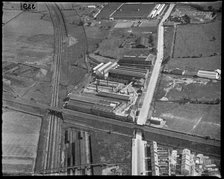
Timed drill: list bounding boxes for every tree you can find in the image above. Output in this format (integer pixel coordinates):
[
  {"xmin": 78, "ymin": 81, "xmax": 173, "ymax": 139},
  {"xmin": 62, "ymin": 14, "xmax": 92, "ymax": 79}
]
[
  {"xmin": 78, "ymin": 20, "xmax": 84, "ymax": 26},
  {"xmin": 182, "ymin": 14, "xmax": 190, "ymax": 24},
  {"xmin": 208, "ymin": 5, "xmax": 213, "ymax": 11}
]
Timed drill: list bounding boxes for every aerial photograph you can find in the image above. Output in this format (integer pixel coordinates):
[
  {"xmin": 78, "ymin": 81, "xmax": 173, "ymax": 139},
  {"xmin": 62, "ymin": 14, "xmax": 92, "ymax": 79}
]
[{"xmin": 2, "ymin": 1, "xmax": 221, "ymax": 176}]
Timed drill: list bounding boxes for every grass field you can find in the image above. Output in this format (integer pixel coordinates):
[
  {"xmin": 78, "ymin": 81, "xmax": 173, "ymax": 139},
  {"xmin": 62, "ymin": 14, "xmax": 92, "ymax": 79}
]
[
  {"xmin": 152, "ymin": 102, "xmax": 220, "ymax": 140},
  {"xmin": 2, "ymin": 109, "xmax": 42, "ymax": 174},
  {"xmin": 173, "ymin": 20, "xmax": 221, "ymax": 58},
  {"xmin": 2, "ymin": 9, "xmax": 55, "ymax": 104},
  {"xmin": 163, "ymin": 26, "xmax": 174, "ymax": 60},
  {"xmin": 165, "ymin": 55, "xmax": 221, "ymax": 72},
  {"xmin": 85, "ymin": 25, "xmax": 111, "ymax": 53},
  {"xmin": 96, "ymin": 35, "xmax": 125, "ymax": 59},
  {"xmin": 112, "ymin": 3, "xmax": 155, "ymax": 19}
]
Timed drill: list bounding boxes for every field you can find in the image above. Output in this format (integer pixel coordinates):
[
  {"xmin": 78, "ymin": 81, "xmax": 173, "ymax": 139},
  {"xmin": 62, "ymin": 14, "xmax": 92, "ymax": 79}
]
[
  {"xmin": 90, "ymin": 131, "xmax": 132, "ymax": 175},
  {"xmin": 85, "ymin": 22, "xmax": 113, "ymax": 53},
  {"xmin": 163, "ymin": 26, "xmax": 174, "ymax": 60},
  {"xmin": 96, "ymin": 3, "xmax": 123, "ymax": 19},
  {"xmin": 95, "ymin": 24, "xmax": 157, "ymax": 59},
  {"xmin": 3, "ymin": 10, "xmax": 22, "ymax": 24},
  {"xmin": 173, "ymin": 20, "xmax": 221, "ymax": 58},
  {"xmin": 153, "ymin": 11, "xmax": 221, "ymax": 142},
  {"xmin": 2, "ymin": 5, "xmax": 90, "ymax": 106},
  {"xmin": 112, "ymin": 3, "xmax": 155, "ymax": 19},
  {"xmin": 155, "ymin": 74, "xmax": 221, "ymax": 101},
  {"xmin": 2, "ymin": 109, "xmax": 42, "ymax": 174},
  {"xmin": 164, "ymin": 55, "xmax": 221, "ymax": 71},
  {"xmin": 152, "ymin": 102, "xmax": 220, "ymax": 140},
  {"xmin": 2, "ymin": 8, "xmax": 55, "ymax": 103}
]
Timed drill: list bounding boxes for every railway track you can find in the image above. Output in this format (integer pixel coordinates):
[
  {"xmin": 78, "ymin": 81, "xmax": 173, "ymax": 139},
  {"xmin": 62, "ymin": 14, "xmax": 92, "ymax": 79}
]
[
  {"xmin": 44, "ymin": 3, "xmax": 67, "ymax": 173},
  {"xmin": 2, "ymin": 95, "xmax": 220, "ymax": 158}
]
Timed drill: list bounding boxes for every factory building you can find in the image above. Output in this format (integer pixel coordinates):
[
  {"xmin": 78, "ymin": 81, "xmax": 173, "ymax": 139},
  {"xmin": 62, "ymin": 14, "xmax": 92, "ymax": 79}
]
[
  {"xmin": 116, "ymin": 65, "xmax": 148, "ymax": 74},
  {"xmin": 148, "ymin": 4, "xmax": 166, "ymax": 18},
  {"xmin": 150, "ymin": 117, "xmax": 163, "ymax": 125},
  {"xmin": 118, "ymin": 56, "xmax": 152, "ymax": 69},
  {"xmin": 96, "ymin": 91, "xmax": 130, "ymax": 102},
  {"xmin": 197, "ymin": 70, "xmax": 220, "ymax": 80},
  {"xmin": 135, "ymin": 36, "xmax": 150, "ymax": 48},
  {"xmin": 108, "ymin": 68, "xmax": 146, "ymax": 82},
  {"xmin": 68, "ymin": 93, "xmax": 119, "ymax": 109},
  {"xmin": 93, "ymin": 62, "xmax": 118, "ymax": 78}
]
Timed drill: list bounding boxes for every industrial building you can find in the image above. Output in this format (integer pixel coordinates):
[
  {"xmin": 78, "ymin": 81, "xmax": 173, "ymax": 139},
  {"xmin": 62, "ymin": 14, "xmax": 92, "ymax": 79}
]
[
  {"xmin": 148, "ymin": 4, "xmax": 166, "ymax": 18},
  {"xmin": 197, "ymin": 70, "xmax": 220, "ymax": 80},
  {"xmin": 68, "ymin": 93, "xmax": 120, "ymax": 109},
  {"xmin": 93, "ymin": 62, "xmax": 118, "ymax": 78},
  {"xmin": 96, "ymin": 91, "xmax": 130, "ymax": 102},
  {"xmin": 108, "ymin": 68, "xmax": 146, "ymax": 82},
  {"xmin": 118, "ymin": 56, "xmax": 153, "ymax": 69},
  {"xmin": 135, "ymin": 36, "xmax": 150, "ymax": 48}
]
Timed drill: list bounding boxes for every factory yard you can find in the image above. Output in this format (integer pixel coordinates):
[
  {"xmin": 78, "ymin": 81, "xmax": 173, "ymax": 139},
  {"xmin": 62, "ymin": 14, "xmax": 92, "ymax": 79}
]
[{"xmin": 155, "ymin": 74, "xmax": 221, "ymax": 102}]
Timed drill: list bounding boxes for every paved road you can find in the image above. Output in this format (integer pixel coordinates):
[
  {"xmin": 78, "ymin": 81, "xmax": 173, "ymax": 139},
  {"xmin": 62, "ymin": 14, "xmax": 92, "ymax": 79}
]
[
  {"xmin": 132, "ymin": 131, "xmax": 146, "ymax": 175},
  {"xmin": 137, "ymin": 4, "xmax": 176, "ymax": 125},
  {"xmin": 132, "ymin": 4, "xmax": 175, "ymax": 175}
]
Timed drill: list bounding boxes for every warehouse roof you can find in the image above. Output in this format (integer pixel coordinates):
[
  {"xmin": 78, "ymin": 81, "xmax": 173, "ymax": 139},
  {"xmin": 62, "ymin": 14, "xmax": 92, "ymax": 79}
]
[
  {"xmin": 116, "ymin": 65, "xmax": 148, "ymax": 74},
  {"xmin": 97, "ymin": 91, "xmax": 130, "ymax": 101},
  {"xmin": 109, "ymin": 69, "xmax": 146, "ymax": 79},
  {"xmin": 118, "ymin": 63, "xmax": 152, "ymax": 69},
  {"xmin": 135, "ymin": 36, "xmax": 149, "ymax": 47},
  {"xmin": 120, "ymin": 56, "xmax": 147, "ymax": 61}
]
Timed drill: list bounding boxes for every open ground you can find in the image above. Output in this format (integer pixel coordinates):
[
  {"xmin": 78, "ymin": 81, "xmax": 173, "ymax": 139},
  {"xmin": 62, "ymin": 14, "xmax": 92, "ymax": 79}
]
[
  {"xmin": 2, "ymin": 109, "xmax": 42, "ymax": 174},
  {"xmin": 152, "ymin": 102, "xmax": 220, "ymax": 140}
]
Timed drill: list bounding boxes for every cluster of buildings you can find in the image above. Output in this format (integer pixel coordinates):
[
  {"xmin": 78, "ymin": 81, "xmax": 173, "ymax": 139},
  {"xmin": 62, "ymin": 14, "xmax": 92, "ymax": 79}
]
[
  {"xmin": 145, "ymin": 141, "xmax": 220, "ymax": 176},
  {"xmin": 92, "ymin": 58, "xmax": 151, "ymax": 86},
  {"xmin": 64, "ymin": 44, "xmax": 158, "ymax": 122},
  {"xmin": 148, "ymin": 4, "xmax": 166, "ymax": 18}
]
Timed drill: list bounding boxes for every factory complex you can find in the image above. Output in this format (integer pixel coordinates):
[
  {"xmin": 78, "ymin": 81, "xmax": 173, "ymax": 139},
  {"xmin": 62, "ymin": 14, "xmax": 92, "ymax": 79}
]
[{"xmin": 64, "ymin": 54, "xmax": 157, "ymax": 124}]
